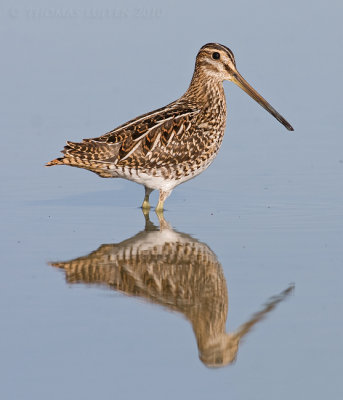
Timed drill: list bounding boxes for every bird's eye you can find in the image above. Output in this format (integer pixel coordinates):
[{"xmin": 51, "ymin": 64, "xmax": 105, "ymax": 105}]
[{"xmin": 212, "ymin": 52, "xmax": 220, "ymax": 60}]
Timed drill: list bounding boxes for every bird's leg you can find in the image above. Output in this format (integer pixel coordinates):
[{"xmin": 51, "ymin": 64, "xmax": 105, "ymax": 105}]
[
  {"xmin": 155, "ymin": 190, "xmax": 171, "ymax": 214},
  {"xmin": 142, "ymin": 186, "xmax": 153, "ymax": 214},
  {"xmin": 141, "ymin": 208, "xmax": 158, "ymax": 232},
  {"xmin": 156, "ymin": 210, "xmax": 171, "ymax": 230}
]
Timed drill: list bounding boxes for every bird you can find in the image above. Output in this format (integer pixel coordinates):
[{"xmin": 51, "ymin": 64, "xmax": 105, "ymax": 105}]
[
  {"xmin": 46, "ymin": 43, "xmax": 293, "ymax": 212},
  {"xmin": 49, "ymin": 211, "xmax": 294, "ymax": 367}
]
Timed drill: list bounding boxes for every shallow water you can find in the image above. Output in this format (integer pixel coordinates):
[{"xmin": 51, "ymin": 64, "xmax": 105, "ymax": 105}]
[{"xmin": 1, "ymin": 0, "xmax": 343, "ymax": 399}]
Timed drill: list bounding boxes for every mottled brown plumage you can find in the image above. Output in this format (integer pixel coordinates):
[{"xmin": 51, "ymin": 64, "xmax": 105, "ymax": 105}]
[
  {"xmin": 46, "ymin": 43, "xmax": 293, "ymax": 211},
  {"xmin": 49, "ymin": 212, "xmax": 294, "ymax": 367}
]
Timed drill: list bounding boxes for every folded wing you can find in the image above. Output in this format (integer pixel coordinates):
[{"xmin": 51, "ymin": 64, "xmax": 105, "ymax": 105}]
[{"xmin": 46, "ymin": 104, "xmax": 200, "ymax": 176}]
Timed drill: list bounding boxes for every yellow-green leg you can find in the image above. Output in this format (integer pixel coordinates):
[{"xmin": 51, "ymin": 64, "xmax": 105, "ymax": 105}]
[
  {"xmin": 155, "ymin": 189, "xmax": 171, "ymax": 214},
  {"xmin": 141, "ymin": 208, "xmax": 157, "ymax": 232},
  {"xmin": 142, "ymin": 186, "xmax": 153, "ymax": 214},
  {"xmin": 155, "ymin": 209, "xmax": 171, "ymax": 230}
]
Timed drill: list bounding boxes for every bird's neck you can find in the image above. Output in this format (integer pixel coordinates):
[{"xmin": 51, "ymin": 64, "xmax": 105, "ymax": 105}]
[{"xmin": 184, "ymin": 71, "xmax": 226, "ymax": 110}]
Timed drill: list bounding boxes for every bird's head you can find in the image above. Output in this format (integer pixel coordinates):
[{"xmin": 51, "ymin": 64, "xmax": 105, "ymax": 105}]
[
  {"xmin": 195, "ymin": 43, "xmax": 293, "ymax": 131},
  {"xmin": 196, "ymin": 43, "xmax": 238, "ymax": 81}
]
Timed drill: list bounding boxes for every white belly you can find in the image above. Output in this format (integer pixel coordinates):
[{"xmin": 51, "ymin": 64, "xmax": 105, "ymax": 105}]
[{"xmin": 108, "ymin": 156, "xmax": 216, "ymax": 191}]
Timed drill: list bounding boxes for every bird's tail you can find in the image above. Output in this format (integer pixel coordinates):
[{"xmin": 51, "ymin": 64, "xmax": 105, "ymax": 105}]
[
  {"xmin": 45, "ymin": 140, "xmax": 119, "ymax": 177},
  {"xmin": 46, "ymin": 158, "xmax": 64, "ymax": 166}
]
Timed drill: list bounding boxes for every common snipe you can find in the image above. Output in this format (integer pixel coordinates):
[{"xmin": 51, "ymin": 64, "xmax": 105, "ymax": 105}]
[
  {"xmin": 46, "ymin": 43, "xmax": 293, "ymax": 211},
  {"xmin": 50, "ymin": 212, "xmax": 294, "ymax": 367}
]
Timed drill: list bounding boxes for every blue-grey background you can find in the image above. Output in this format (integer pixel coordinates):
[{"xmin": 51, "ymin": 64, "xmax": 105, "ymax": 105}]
[{"xmin": 1, "ymin": 0, "xmax": 342, "ymax": 399}]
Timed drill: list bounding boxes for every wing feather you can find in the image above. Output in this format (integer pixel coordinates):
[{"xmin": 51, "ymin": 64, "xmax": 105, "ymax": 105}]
[
  {"xmin": 92, "ymin": 106, "xmax": 200, "ymax": 164},
  {"xmin": 46, "ymin": 103, "xmax": 200, "ymax": 171}
]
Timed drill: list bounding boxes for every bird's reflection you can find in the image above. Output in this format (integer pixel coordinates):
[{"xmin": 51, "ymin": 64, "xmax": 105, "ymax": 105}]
[{"xmin": 49, "ymin": 212, "xmax": 293, "ymax": 368}]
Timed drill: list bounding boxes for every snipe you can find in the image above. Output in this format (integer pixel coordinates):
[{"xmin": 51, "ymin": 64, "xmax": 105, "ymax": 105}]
[
  {"xmin": 46, "ymin": 43, "xmax": 293, "ymax": 211},
  {"xmin": 49, "ymin": 211, "xmax": 294, "ymax": 367}
]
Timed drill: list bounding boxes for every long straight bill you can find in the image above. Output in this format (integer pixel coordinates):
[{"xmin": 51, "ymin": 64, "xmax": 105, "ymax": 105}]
[{"xmin": 232, "ymin": 72, "xmax": 294, "ymax": 131}]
